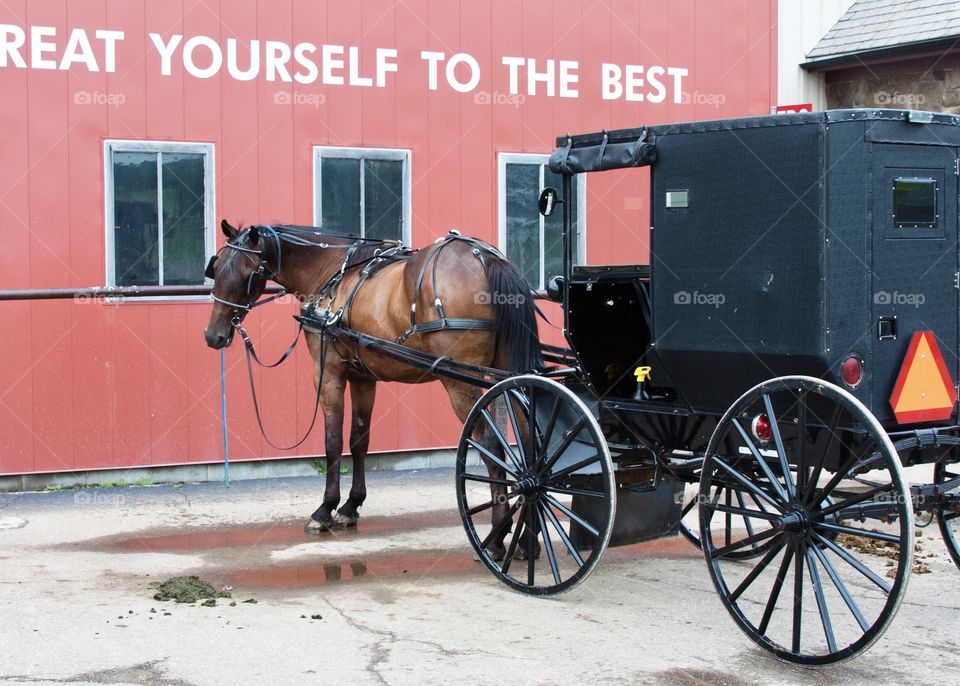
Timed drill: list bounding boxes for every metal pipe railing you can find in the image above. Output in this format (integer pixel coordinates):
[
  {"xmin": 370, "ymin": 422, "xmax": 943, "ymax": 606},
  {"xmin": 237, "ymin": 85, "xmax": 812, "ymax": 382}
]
[{"xmin": 0, "ymin": 284, "xmax": 284, "ymax": 301}]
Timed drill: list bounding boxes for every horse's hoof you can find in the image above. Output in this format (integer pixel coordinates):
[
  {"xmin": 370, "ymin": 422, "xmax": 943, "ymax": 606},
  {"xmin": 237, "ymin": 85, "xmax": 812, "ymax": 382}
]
[
  {"xmin": 473, "ymin": 544, "xmax": 506, "ymax": 562},
  {"xmin": 332, "ymin": 510, "xmax": 358, "ymax": 528},
  {"xmin": 304, "ymin": 517, "xmax": 332, "ymax": 534}
]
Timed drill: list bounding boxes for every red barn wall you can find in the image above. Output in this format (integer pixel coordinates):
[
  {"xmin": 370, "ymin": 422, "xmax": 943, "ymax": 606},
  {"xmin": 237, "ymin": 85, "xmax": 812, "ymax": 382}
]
[{"xmin": 0, "ymin": 0, "xmax": 777, "ymax": 475}]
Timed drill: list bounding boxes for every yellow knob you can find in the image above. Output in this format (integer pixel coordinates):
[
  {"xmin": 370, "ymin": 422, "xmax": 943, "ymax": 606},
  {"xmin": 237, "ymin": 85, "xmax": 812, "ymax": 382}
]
[{"xmin": 634, "ymin": 366, "xmax": 652, "ymax": 383}]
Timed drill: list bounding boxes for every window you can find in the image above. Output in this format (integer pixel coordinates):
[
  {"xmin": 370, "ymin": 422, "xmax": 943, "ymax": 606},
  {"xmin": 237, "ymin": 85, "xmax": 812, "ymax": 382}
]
[
  {"xmin": 313, "ymin": 147, "xmax": 411, "ymax": 243},
  {"xmin": 893, "ymin": 177, "xmax": 937, "ymax": 228},
  {"xmin": 498, "ymin": 154, "xmax": 586, "ymax": 290},
  {"xmin": 104, "ymin": 141, "xmax": 215, "ymax": 288}
]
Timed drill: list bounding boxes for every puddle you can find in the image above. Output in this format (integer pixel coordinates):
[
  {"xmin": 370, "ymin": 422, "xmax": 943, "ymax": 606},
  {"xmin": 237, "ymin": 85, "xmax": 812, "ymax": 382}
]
[
  {"xmin": 225, "ymin": 551, "xmax": 478, "ymax": 588},
  {"xmin": 109, "ymin": 509, "xmax": 462, "ymax": 552}
]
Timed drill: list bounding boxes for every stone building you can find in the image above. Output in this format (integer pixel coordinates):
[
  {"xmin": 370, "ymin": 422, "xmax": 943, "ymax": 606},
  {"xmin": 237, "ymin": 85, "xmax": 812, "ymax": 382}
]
[{"xmin": 803, "ymin": 0, "xmax": 960, "ymax": 113}]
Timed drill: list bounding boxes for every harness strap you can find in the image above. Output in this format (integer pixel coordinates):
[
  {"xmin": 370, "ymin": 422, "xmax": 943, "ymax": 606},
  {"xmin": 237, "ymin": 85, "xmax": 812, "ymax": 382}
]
[{"xmin": 237, "ymin": 321, "xmax": 304, "ymax": 368}]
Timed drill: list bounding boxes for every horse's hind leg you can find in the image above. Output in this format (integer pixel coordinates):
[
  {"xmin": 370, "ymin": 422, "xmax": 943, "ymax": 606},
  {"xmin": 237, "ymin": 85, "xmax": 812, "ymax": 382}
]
[
  {"xmin": 333, "ymin": 377, "xmax": 376, "ymax": 527},
  {"xmin": 442, "ymin": 379, "xmax": 510, "ymax": 561},
  {"xmin": 305, "ymin": 358, "xmax": 348, "ymax": 534}
]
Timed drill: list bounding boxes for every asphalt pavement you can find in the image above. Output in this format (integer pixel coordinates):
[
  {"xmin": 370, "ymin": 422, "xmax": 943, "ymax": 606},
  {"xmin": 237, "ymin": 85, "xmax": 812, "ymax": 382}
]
[{"xmin": 1, "ymin": 468, "xmax": 958, "ymax": 685}]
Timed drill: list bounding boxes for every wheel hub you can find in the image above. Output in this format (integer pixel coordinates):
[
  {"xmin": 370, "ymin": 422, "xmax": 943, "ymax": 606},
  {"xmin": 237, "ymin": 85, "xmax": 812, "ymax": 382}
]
[
  {"xmin": 513, "ymin": 475, "xmax": 542, "ymax": 497},
  {"xmin": 775, "ymin": 508, "xmax": 810, "ymax": 533}
]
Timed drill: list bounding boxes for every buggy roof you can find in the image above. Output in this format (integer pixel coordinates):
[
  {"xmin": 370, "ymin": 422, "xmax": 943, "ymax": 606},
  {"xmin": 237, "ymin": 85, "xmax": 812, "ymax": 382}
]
[{"xmin": 548, "ymin": 108, "xmax": 960, "ymax": 175}]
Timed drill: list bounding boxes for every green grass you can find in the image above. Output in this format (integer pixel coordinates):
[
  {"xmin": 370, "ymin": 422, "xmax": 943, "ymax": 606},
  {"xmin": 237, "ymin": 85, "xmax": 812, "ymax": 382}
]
[{"xmin": 313, "ymin": 458, "xmax": 349, "ymax": 476}]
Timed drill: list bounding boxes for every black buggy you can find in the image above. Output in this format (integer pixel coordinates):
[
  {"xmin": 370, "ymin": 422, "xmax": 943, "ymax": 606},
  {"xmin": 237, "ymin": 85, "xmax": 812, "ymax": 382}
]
[{"xmin": 452, "ymin": 109, "xmax": 960, "ymax": 664}]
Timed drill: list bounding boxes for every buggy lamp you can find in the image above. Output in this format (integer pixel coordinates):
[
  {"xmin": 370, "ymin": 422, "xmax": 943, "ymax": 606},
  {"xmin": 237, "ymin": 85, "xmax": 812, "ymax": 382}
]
[
  {"xmin": 842, "ymin": 355, "xmax": 864, "ymax": 388},
  {"xmin": 751, "ymin": 413, "xmax": 773, "ymax": 443}
]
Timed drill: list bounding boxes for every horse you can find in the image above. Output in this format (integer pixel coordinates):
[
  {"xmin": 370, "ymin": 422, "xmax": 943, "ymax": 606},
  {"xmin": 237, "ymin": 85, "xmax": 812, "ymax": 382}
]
[{"xmin": 203, "ymin": 220, "xmax": 542, "ymax": 557}]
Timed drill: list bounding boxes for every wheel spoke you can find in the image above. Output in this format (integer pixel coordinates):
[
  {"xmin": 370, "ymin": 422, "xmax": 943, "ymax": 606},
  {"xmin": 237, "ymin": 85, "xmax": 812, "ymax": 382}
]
[
  {"xmin": 466, "ymin": 438, "xmax": 520, "ymax": 480},
  {"xmin": 815, "ymin": 521, "xmax": 901, "ymax": 544},
  {"xmin": 816, "ymin": 447, "xmax": 886, "ymax": 504},
  {"xmin": 543, "ymin": 453, "xmax": 602, "ymax": 483},
  {"xmin": 763, "ymin": 393, "xmax": 797, "ymax": 500},
  {"xmin": 729, "ymin": 536, "xmax": 788, "ymax": 602},
  {"xmin": 705, "ymin": 501, "xmax": 781, "ymax": 521},
  {"xmin": 812, "ymin": 532, "xmax": 892, "ymax": 594},
  {"xmin": 546, "ymin": 484, "xmax": 606, "ymax": 499},
  {"xmin": 796, "ymin": 394, "xmax": 807, "ymax": 493},
  {"xmin": 538, "ymin": 395, "xmax": 563, "ymax": 460},
  {"xmin": 542, "ymin": 500, "xmax": 586, "ymax": 567},
  {"xmin": 480, "ymin": 499, "xmax": 522, "ymax": 551},
  {"xmin": 758, "ymin": 540, "xmax": 795, "ymax": 635},
  {"xmin": 709, "ymin": 527, "xmax": 779, "ymax": 560},
  {"xmin": 536, "ymin": 505, "xmax": 562, "ymax": 585},
  {"xmin": 467, "ymin": 500, "xmax": 496, "ymax": 517},
  {"xmin": 712, "ymin": 457, "xmax": 784, "ymax": 512},
  {"xmin": 792, "ymin": 546, "xmax": 803, "ymax": 654},
  {"xmin": 811, "ymin": 542, "xmax": 870, "ymax": 632},
  {"xmin": 480, "ymin": 409, "xmax": 524, "ymax": 475},
  {"xmin": 945, "ymin": 510, "xmax": 960, "ymax": 522},
  {"xmin": 541, "ymin": 416, "xmax": 588, "ymax": 474},
  {"xmin": 461, "ymin": 472, "xmax": 514, "ymax": 487},
  {"xmin": 802, "ymin": 405, "xmax": 840, "ymax": 505},
  {"xmin": 501, "ymin": 506, "xmax": 526, "ymax": 575},
  {"xmin": 526, "ymin": 502, "xmax": 536, "ymax": 586},
  {"xmin": 543, "ymin": 493, "xmax": 600, "ymax": 538},
  {"xmin": 505, "ymin": 390, "xmax": 529, "ymax": 469},
  {"xmin": 735, "ymin": 489, "xmax": 759, "ymax": 542},
  {"xmin": 805, "ymin": 546, "xmax": 837, "ymax": 654},
  {"xmin": 732, "ymin": 419, "xmax": 789, "ymax": 502},
  {"xmin": 816, "ymin": 483, "xmax": 897, "ymax": 519}
]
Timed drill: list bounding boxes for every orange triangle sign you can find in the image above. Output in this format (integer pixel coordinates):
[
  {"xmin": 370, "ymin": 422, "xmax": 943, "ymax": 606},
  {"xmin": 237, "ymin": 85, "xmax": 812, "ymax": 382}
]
[{"xmin": 889, "ymin": 331, "xmax": 957, "ymax": 424}]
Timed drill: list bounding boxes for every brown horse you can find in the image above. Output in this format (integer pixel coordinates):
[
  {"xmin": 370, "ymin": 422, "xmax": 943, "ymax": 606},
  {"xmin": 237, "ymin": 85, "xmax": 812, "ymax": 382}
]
[{"xmin": 203, "ymin": 221, "xmax": 541, "ymax": 554}]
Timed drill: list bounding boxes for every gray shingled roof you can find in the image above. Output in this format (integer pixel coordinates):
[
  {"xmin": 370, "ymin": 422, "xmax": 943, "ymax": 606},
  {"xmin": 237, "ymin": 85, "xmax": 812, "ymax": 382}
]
[{"xmin": 806, "ymin": 0, "xmax": 960, "ymax": 63}]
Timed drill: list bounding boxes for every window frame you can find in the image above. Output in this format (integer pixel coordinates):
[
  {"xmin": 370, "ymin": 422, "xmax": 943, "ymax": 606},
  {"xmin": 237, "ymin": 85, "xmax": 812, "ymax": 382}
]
[
  {"xmin": 312, "ymin": 146, "xmax": 412, "ymax": 245},
  {"xmin": 103, "ymin": 139, "xmax": 216, "ymax": 295},
  {"xmin": 497, "ymin": 152, "xmax": 587, "ymax": 291}
]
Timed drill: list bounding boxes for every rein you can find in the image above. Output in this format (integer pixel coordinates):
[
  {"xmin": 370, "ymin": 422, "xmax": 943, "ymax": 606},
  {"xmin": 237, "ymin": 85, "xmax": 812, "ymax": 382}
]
[{"xmin": 212, "ymin": 224, "xmax": 401, "ymax": 449}]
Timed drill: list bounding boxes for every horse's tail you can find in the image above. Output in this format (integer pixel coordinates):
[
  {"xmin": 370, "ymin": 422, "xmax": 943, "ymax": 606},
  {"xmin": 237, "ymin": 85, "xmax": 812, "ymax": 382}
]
[{"xmin": 484, "ymin": 256, "xmax": 544, "ymax": 374}]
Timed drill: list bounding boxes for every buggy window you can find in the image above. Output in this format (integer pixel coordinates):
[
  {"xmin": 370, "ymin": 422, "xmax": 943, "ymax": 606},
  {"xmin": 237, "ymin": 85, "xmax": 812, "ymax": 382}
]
[{"xmin": 893, "ymin": 177, "xmax": 937, "ymax": 228}]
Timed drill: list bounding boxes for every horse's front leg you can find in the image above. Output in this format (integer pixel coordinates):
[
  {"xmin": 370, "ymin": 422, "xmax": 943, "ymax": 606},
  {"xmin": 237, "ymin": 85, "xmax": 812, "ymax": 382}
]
[
  {"xmin": 305, "ymin": 355, "xmax": 348, "ymax": 534},
  {"xmin": 333, "ymin": 377, "xmax": 376, "ymax": 527}
]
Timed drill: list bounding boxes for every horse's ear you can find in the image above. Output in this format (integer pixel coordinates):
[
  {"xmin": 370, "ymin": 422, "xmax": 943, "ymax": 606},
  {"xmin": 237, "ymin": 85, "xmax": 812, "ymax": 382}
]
[
  {"xmin": 221, "ymin": 219, "xmax": 238, "ymax": 239},
  {"xmin": 248, "ymin": 225, "xmax": 260, "ymax": 246}
]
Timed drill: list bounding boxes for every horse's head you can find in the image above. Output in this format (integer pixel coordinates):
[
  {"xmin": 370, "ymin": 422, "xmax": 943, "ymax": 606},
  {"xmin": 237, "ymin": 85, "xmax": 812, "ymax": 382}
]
[{"xmin": 203, "ymin": 220, "xmax": 272, "ymax": 349}]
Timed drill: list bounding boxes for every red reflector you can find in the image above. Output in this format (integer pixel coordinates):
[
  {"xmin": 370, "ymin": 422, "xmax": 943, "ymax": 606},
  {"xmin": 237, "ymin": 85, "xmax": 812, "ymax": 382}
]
[
  {"xmin": 751, "ymin": 414, "xmax": 773, "ymax": 443},
  {"xmin": 842, "ymin": 355, "xmax": 864, "ymax": 388}
]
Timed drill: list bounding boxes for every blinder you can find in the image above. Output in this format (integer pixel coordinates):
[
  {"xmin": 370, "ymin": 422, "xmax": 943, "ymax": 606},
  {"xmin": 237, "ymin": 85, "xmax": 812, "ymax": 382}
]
[{"xmin": 204, "ymin": 254, "xmax": 218, "ymax": 279}]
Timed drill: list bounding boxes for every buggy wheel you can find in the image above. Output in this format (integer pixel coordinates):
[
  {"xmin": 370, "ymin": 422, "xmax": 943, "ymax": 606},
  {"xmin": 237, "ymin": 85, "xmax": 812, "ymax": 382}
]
[
  {"xmin": 934, "ymin": 461, "xmax": 960, "ymax": 569},
  {"xmin": 456, "ymin": 375, "xmax": 615, "ymax": 595},
  {"xmin": 700, "ymin": 376, "xmax": 913, "ymax": 665}
]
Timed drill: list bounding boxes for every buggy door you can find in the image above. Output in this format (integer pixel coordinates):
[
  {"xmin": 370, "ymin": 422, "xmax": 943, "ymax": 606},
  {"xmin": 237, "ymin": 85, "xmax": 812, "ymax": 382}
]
[{"xmin": 871, "ymin": 143, "xmax": 959, "ymax": 410}]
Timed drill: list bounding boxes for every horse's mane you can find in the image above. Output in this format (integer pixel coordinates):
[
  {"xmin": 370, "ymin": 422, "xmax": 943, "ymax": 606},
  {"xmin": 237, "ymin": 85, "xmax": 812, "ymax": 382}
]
[{"xmin": 268, "ymin": 224, "xmax": 399, "ymax": 265}]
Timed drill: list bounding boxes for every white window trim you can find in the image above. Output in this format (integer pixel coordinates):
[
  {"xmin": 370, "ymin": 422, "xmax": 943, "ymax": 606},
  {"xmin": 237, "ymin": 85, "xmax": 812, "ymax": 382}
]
[
  {"xmin": 497, "ymin": 152, "xmax": 587, "ymax": 290},
  {"xmin": 312, "ymin": 146, "xmax": 412, "ymax": 245},
  {"xmin": 103, "ymin": 140, "xmax": 216, "ymax": 299}
]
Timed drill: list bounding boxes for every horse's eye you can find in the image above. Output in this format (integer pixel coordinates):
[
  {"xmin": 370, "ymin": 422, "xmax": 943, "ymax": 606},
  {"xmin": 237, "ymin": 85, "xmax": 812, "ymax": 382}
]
[{"xmin": 204, "ymin": 255, "xmax": 218, "ymax": 279}]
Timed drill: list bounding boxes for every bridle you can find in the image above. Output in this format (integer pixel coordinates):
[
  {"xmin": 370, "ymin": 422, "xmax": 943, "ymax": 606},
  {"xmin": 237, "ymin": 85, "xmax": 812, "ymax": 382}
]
[{"xmin": 207, "ymin": 225, "xmax": 288, "ymax": 328}]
